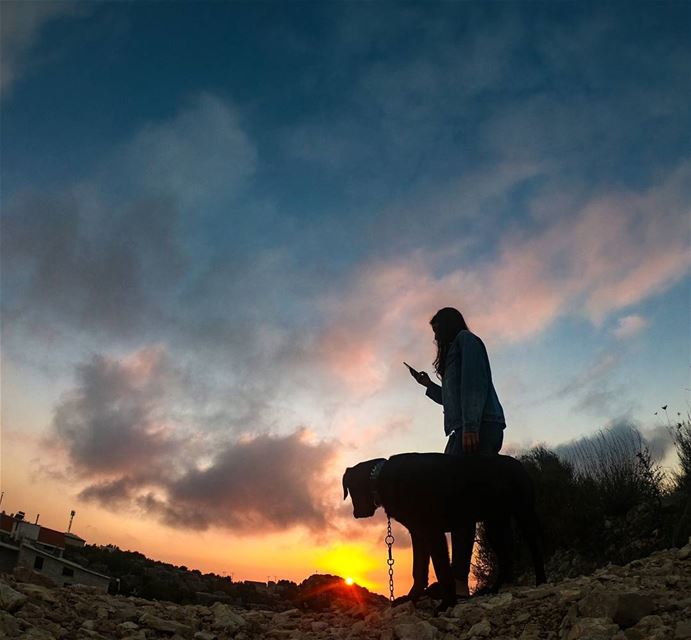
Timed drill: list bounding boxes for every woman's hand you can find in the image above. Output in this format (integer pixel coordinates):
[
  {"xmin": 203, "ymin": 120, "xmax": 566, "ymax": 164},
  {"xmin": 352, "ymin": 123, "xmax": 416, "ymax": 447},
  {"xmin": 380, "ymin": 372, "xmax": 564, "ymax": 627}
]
[
  {"xmin": 412, "ymin": 370, "xmax": 432, "ymax": 388},
  {"xmin": 462, "ymin": 432, "xmax": 480, "ymax": 453}
]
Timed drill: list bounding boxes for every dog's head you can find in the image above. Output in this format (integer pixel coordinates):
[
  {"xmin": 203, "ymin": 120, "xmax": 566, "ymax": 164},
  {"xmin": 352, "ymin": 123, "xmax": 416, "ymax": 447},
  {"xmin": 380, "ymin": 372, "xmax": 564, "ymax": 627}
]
[{"xmin": 342, "ymin": 458, "xmax": 386, "ymax": 519}]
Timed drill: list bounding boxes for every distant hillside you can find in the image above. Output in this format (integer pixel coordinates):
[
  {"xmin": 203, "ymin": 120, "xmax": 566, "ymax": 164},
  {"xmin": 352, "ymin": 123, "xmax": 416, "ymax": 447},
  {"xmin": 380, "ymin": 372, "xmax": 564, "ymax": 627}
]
[{"xmin": 63, "ymin": 544, "xmax": 385, "ymax": 609}]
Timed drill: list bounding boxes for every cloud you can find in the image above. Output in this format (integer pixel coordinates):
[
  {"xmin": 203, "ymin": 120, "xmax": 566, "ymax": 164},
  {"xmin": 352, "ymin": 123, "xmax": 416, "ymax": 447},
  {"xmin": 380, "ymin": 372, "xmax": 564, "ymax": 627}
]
[
  {"xmin": 612, "ymin": 315, "xmax": 649, "ymax": 340},
  {"xmin": 2, "ymin": 187, "xmax": 187, "ymax": 339},
  {"xmin": 117, "ymin": 93, "xmax": 257, "ymax": 210},
  {"xmin": 555, "ymin": 351, "xmax": 622, "ymax": 399},
  {"xmin": 148, "ymin": 429, "xmax": 337, "ymax": 531},
  {"xmin": 2, "ymin": 93, "xmax": 261, "ymax": 348},
  {"xmin": 554, "ymin": 415, "xmax": 675, "ymax": 467},
  {"xmin": 52, "ymin": 348, "xmax": 339, "ymax": 534},
  {"xmin": 53, "ymin": 347, "xmax": 179, "ymax": 475},
  {"xmin": 0, "ymin": 1, "xmax": 81, "ymax": 96}
]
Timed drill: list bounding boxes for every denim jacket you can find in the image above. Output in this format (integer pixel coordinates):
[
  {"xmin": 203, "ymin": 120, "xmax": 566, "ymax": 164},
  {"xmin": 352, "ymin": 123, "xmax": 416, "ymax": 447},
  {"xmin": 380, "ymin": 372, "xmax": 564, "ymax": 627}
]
[{"xmin": 425, "ymin": 330, "xmax": 505, "ymax": 436}]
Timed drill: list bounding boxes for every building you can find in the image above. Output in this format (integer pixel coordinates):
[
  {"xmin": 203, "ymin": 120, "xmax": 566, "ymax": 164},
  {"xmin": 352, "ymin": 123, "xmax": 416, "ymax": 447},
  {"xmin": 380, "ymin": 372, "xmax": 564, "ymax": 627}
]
[{"xmin": 0, "ymin": 511, "xmax": 109, "ymax": 592}]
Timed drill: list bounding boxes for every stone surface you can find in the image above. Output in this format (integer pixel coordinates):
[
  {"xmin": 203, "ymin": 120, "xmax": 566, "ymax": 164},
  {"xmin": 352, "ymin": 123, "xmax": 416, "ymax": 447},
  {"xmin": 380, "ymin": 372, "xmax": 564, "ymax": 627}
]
[
  {"xmin": 139, "ymin": 611, "xmax": 192, "ymax": 635},
  {"xmin": 393, "ymin": 618, "xmax": 437, "ymax": 640},
  {"xmin": 676, "ymin": 620, "xmax": 691, "ymax": 639},
  {"xmin": 210, "ymin": 602, "xmax": 247, "ymax": 631},
  {"xmin": 565, "ymin": 617, "xmax": 620, "ymax": 640},
  {"xmin": 0, "ymin": 545, "xmax": 689, "ymax": 640},
  {"xmin": 467, "ymin": 617, "xmax": 492, "ymax": 637},
  {"xmin": 0, "ymin": 581, "xmax": 27, "ymax": 613},
  {"xmin": 578, "ymin": 590, "xmax": 654, "ymax": 628}
]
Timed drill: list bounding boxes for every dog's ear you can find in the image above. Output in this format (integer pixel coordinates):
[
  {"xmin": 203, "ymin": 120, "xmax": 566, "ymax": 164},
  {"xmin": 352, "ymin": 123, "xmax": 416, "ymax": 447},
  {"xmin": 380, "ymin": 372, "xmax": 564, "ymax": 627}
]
[{"xmin": 342, "ymin": 468, "xmax": 351, "ymax": 500}]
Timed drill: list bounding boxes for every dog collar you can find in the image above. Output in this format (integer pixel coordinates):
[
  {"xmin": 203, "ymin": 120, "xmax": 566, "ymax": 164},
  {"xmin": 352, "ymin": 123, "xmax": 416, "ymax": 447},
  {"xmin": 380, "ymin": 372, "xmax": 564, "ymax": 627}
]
[{"xmin": 370, "ymin": 460, "xmax": 386, "ymax": 507}]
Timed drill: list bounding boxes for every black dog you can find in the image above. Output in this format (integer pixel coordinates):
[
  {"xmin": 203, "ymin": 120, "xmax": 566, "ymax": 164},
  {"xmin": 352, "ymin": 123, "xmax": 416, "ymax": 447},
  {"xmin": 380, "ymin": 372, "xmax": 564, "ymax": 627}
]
[{"xmin": 343, "ymin": 453, "xmax": 546, "ymax": 611}]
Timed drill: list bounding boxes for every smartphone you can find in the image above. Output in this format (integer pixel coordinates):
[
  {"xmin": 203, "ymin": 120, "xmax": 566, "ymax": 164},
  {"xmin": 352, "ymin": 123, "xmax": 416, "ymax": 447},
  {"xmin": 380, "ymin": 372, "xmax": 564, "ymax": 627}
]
[{"xmin": 403, "ymin": 362, "xmax": 419, "ymax": 377}]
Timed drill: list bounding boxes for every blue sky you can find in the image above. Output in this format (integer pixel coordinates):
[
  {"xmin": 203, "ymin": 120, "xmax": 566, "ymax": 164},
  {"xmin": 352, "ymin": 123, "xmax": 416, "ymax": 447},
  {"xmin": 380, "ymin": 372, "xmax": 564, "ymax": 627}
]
[{"xmin": 1, "ymin": 0, "xmax": 689, "ymax": 584}]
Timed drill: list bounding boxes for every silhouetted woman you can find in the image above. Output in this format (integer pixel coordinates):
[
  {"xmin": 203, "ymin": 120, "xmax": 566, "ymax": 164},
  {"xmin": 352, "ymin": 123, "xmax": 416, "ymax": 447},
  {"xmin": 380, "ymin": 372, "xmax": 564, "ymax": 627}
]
[{"xmin": 410, "ymin": 307, "xmax": 506, "ymax": 596}]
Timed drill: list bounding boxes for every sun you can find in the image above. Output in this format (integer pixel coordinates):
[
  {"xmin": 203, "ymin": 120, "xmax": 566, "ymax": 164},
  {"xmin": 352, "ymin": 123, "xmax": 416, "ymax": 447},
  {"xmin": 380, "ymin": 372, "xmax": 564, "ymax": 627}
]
[{"xmin": 315, "ymin": 544, "xmax": 378, "ymax": 591}]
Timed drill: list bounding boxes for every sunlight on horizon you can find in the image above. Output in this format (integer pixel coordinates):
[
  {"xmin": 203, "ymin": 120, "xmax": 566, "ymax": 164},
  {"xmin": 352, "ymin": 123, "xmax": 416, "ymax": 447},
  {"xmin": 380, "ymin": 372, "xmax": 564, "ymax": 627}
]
[{"xmin": 316, "ymin": 543, "xmax": 381, "ymax": 591}]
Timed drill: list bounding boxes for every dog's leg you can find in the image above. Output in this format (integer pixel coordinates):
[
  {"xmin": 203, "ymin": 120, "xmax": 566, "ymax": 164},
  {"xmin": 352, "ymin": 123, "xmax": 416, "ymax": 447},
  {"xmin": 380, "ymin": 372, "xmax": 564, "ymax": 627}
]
[
  {"xmin": 428, "ymin": 531, "xmax": 456, "ymax": 613},
  {"xmin": 516, "ymin": 509, "xmax": 547, "ymax": 585},
  {"xmin": 408, "ymin": 529, "xmax": 430, "ymax": 600},
  {"xmin": 450, "ymin": 519, "xmax": 475, "ymax": 597},
  {"xmin": 484, "ymin": 518, "xmax": 513, "ymax": 594}
]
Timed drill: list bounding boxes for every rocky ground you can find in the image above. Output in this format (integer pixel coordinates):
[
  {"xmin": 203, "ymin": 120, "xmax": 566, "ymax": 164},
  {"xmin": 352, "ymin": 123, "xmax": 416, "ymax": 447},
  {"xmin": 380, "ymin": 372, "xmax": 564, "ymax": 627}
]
[{"xmin": 1, "ymin": 539, "xmax": 691, "ymax": 640}]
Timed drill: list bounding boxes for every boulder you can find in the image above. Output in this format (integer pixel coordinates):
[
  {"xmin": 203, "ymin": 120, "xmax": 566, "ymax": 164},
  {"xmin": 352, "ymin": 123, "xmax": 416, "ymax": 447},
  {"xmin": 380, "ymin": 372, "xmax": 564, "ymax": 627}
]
[
  {"xmin": 0, "ymin": 581, "xmax": 27, "ymax": 612},
  {"xmin": 676, "ymin": 620, "xmax": 691, "ymax": 639},
  {"xmin": 138, "ymin": 612, "xmax": 192, "ymax": 636},
  {"xmin": 210, "ymin": 602, "xmax": 246, "ymax": 632},
  {"xmin": 0, "ymin": 610, "xmax": 21, "ymax": 637},
  {"xmin": 16, "ymin": 583, "xmax": 60, "ymax": 605},
  {"xmin": 12, "ymin": 567, "xmax": 57, "ymax": 588},
  {"xmin": 578, "ymin": 589, "xmax": 654, "ymax": 628},
  {"xmin": 392, "ymin": 618, "xmax": 437, "ymax": 640},
  {"xmin": 564, "ymin": 617, "xmax": 620, "ymax": 640},
  {"xmin": 467, "ymin": 617, "xmax": 492, "ymax": 637}
]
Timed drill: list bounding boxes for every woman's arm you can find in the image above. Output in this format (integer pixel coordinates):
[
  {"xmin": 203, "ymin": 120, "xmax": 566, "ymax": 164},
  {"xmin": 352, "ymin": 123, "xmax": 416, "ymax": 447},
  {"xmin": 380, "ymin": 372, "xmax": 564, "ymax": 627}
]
[{"xmin": 425, "ymin": 381, "xmax": 443, "ymax": 405}]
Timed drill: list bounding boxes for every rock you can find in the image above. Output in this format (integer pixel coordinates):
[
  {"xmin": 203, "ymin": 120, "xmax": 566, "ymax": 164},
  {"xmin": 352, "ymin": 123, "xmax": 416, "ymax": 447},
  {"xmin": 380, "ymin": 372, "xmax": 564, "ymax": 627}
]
[
  {"xmin": 0, "ymin": 545, "xmax": 688, "ymax": 640},
  {"xmin": 0, "ymin": 581, "xmax": 28, "ymax": 612},
  {"xmin": 480, "ymin": 593, "xmax": 513, "ymax": 609},
  {"xmin": 0, "ymin": 610, "xmax": 21, "ymax": 637},
  {"xmin": 139, "ymin": 612, "xmax": 192, "ymax": 635},
  {"xmin": 12, "ymin": 567, "xmax": 57, "ymax": 588},
  {"xmin": 559, "ymin": 588, "xmax": 584, "ymax": 602},
  {"xmin": 565, "ymin": 617, "xmax": 620, "ymax": 640},
  {"xmin": 392, "ymin": 618, "xmax": 437, "ymax": 640},
  {"xmin": 16, "ymin": 584, "xmax": 60, "ymax": 605},
  {"xmin": 467, "ymin": 617, "xmax": 491, "ymax": 637},
  {"xmin": 79, "ymin": 630, "xmax": 107, "ymax": 639},
  {"xmin": 210, "ymin": 602, "xmax": 246, "ymax": 632},
  {"xmin": 519, "ymin": 622, "xmax": 541, "ymax": 639},
  {"xmin": 17, "ymin": 628, "xmax": 56, "ymax": 640},
  {"xmin": 578, "ymin": 589, "xmax": 654, "ymax": 628},
  {"xmin": 391, "ymin": 601, "xmax": 416, "ymax": 617}
]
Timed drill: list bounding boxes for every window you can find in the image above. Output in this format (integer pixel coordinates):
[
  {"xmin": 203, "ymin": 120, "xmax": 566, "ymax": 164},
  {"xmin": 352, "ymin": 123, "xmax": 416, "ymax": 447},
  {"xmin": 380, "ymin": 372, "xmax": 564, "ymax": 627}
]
[
  {"xmin": 62, "ymin": 567, "xmax": 74, "ymax": 577},
  {"xmin": 33, "ymin": 556, "xmax": 44, "ymax": 570}
]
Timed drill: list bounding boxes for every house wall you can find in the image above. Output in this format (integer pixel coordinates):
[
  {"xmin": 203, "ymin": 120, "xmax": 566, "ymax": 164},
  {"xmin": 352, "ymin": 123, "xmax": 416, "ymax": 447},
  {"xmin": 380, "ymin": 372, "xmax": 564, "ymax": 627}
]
[
  {"xmin": 17, "ymin": 546, "xmax": 109, "ymax": 592},
  {"xmin": 0, "ymin": 544, "xmax": 18, "ymax": 573}
]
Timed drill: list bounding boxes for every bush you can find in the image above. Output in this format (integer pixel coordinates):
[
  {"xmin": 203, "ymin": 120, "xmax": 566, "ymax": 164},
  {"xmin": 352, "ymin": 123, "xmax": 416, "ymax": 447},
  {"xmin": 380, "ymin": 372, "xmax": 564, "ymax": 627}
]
[
  {"xmin": 473, "ymin": 420, "xmax": 682, "ymax": 589},
  {"xmin": 668, "ymin": 418, "xmax": 691, "ymax": 546}
]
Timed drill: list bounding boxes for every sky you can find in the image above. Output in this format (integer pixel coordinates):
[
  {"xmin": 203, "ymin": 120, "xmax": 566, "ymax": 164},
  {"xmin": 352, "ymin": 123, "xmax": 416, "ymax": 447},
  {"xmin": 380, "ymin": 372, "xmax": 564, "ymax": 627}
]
[{"xmin": 1, "ymin": 1, "xmax": 690, "ymax": 594}]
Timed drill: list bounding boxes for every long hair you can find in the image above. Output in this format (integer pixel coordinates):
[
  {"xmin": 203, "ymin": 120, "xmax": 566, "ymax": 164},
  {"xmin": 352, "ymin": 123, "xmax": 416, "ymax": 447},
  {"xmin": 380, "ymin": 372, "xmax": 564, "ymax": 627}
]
[{"xmin": 431, "ymin": 307, "xmax": 469, "ymax": 379}]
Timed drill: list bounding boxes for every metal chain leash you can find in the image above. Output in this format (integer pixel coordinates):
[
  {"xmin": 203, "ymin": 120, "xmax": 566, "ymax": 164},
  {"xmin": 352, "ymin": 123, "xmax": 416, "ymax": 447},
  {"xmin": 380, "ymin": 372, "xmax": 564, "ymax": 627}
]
[{"xmin": 385, "ymin": 515, "xmax": 395, "ymax": 604}]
